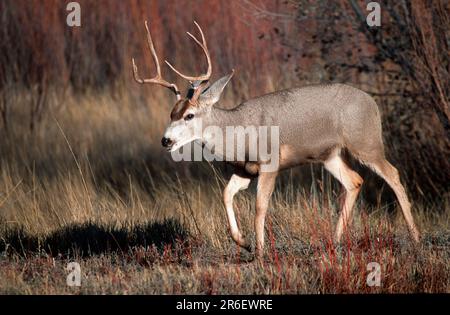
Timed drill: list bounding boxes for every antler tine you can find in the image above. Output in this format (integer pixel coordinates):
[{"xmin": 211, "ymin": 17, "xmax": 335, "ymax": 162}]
[
  {"xmin": 144, "ymin": 20, "xmax": 162, "ymax": 77},
  {"xmin": 131, "ymin": 21, "xmax": 181, "ymax": 100},
  {"xmin": 165, "ymin": 21, "xmax": 212, "ymax": 83}
]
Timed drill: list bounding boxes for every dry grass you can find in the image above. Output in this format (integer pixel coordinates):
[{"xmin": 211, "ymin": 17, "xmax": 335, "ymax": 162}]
[
  {"xmin": 0, "ymin": 0, "xmax": 448, "ymax": 295},
  {"xmin": 0, "ymin": 90, "xmax": 449, "ymax": 294}
]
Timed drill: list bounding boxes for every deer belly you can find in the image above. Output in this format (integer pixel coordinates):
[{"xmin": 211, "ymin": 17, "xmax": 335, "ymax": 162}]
[{"xmin": 279, "ymin": 143, "xmax": 340, "ymax": 169}]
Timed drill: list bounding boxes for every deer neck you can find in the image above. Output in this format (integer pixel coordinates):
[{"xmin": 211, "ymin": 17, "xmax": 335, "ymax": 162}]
[
  {"xmin": 203, "ymin": 106, "xmax": 238, "ymax": 130},
  {"xmin": 199, "ymin": 105, "xmax": 241, "ymax": 153}
]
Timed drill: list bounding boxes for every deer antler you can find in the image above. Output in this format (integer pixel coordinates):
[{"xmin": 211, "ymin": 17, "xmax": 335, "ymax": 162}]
[
  {"xmin": 165, "ymin": 21, "xmax": 212, "ymax": 83},
  {"xmin": 132, "ymin": 21, "xmax": 181, "ymax": 100}
]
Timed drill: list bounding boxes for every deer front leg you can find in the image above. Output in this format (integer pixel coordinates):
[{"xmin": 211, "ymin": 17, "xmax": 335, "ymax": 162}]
[
  {"xmin": 255, "ymin": 171, "xmax": 278, "ymax": 259},
  {"xmin": 223, "ymin": 174, "xmax": 252, "ymax": 251}
]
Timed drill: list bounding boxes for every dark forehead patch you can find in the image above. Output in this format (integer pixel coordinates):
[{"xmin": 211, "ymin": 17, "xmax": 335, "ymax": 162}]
[
  {"xmin": 186, "ymin": 87, "xmax": 195, "ymax": 99},
  {"xmin": 170, "ymin": 99, "xmax": 192, "ymax": 121},
  {"xmin": 186, "ymin": 81, "xmax": 209, "ymax": 100}
]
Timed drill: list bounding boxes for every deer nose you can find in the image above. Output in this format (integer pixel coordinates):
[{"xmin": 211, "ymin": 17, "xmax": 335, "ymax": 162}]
[{"xmin": 161, "ymin": 137, "xmax": 173, "ymax": 147}]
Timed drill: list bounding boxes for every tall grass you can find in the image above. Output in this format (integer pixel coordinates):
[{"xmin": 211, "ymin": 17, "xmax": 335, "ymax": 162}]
[{"xmin": 0, "ymin": 90, "xmax": 449, "ymax": 294}]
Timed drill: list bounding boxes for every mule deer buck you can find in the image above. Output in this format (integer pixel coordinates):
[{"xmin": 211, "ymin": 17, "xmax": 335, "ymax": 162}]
[{"xmin": 132, "ymin": 21, "xmax": 420, "ymax": 258}]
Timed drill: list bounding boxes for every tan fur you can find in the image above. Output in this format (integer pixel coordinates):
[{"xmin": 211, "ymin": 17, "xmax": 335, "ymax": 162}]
[{"xmin": 214, "ymin": 85, "xmax": 421, "ymax": 257}]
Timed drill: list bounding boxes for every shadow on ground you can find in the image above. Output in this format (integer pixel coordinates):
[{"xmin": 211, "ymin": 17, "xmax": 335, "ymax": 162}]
[{"xmin": 0, "ymin": 219, "xmax": 190, "ymax": 258}]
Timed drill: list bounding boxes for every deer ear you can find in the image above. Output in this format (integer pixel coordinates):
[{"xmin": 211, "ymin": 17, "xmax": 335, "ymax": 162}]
[{"xmin": 199, "ymin": 70, "xmax": 234, "ymax": 107}]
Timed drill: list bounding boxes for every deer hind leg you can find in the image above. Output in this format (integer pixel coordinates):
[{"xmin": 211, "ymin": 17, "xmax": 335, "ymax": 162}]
[
  {"xmin": 223, "ymin": 174, "xmax": 252, "ymax": 251},
  {"xmin": 365, "ymin": 158, "xmax": 420, "ymax": 243},
  {"xmin": 255, "ymin": 171, "xmax": 278, "ymax": 259},
  {"xmin": 324, "ymin": 153, "xmax": 363, "ymax": 243}
]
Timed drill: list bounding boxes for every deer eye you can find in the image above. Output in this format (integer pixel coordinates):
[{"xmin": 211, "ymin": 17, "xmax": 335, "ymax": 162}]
[{"xmin": 185, "ymin": 113, "xmax": 195, "ymax": 121}]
